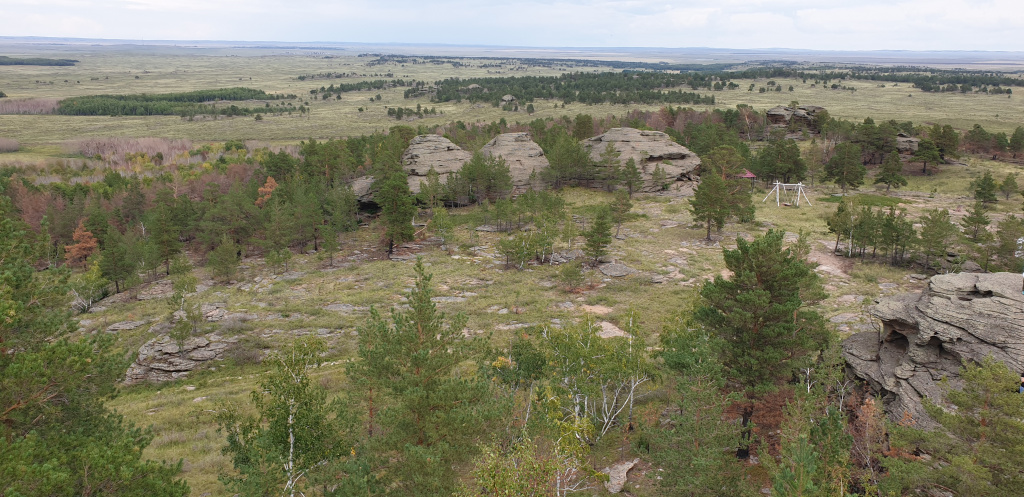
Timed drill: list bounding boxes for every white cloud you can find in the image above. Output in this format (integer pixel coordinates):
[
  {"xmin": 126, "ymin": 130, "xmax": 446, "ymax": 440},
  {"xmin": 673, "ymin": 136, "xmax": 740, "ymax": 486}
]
[{"xmin": 1, "ymin": 0, "xmax": 1023, "ymax": 50}]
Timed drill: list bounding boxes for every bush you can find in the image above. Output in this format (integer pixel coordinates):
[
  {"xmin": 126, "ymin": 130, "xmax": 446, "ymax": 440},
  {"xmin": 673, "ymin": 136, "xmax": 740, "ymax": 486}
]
[{"xmin": 0, "ymin": 138, "xmax": 19, "ymax": 153}]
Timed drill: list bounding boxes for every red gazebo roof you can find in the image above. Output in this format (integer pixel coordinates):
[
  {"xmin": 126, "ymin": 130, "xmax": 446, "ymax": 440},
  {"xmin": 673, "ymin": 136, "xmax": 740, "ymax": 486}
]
[{"xmin": 738, "ymin": 169, "xmax": 757, "ymax": 178}]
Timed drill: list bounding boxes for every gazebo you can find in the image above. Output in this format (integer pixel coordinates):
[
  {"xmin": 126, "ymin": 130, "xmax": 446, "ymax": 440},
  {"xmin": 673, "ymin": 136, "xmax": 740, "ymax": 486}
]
[{"xmin": 737, "ymin": 169, "xmax": 757, "ymax": 191}]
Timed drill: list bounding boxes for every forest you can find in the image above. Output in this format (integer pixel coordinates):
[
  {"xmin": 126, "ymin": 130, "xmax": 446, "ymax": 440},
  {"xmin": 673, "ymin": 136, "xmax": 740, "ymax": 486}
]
[{"xmin": 56, "ymin": 88, "xmax": 297, "ymax": 117}]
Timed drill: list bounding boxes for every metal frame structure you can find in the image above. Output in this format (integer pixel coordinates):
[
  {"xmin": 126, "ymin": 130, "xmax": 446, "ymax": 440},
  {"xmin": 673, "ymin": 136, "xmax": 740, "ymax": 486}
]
[{"xmin": 762, "ymin": 181, "xmax": 812, "ymax": 207}]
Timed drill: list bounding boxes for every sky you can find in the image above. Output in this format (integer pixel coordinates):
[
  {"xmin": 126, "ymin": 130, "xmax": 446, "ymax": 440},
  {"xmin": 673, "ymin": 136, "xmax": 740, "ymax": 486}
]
[{"xmin": 2, "ymin": 0, "xmax": 1023, "ymax": 52}]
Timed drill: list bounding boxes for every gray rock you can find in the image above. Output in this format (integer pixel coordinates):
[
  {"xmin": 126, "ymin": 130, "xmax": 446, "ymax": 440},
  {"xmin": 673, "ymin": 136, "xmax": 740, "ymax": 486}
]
[
  {"xmin": 480, "ymin": 132, "xmax": 549, "ymax": 194},
  {"xmin": 403, "ymin": 135, "xmax": 473, "ymax": 194},
  {"xmin": 106, "ymin": 320, "xmax": 148, "ymax": 332},
  {"xmin": 961, "ymin": 260, "xmax": 983, "ymax": 272},
  {"xmin": 431, "ymin": 296, "xmax": 467, "ymax": 303},
  {"xmin": 843, "ymin": 272, "xmax": 1024, "ymax": 427},
  {"xmin": 599, "ymin": 263, "xmax": 636, "ymax": 277},
  {"xmin": 584, "ymin": 128, "xmax": 701, "ymax": 193},
  {"xmin": 125, "ymin": 333, "xmax": 238, "ymax": 384},
  {"xmin": 603, "ymin": 458, "xmax": 640, "ymax": 493}
]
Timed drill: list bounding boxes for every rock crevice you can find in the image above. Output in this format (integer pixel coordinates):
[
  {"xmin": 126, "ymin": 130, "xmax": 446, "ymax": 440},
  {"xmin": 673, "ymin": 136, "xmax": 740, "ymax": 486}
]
[{"xmin": 843, "ymin": 272, "xmax": 1024, "ymax": 427}]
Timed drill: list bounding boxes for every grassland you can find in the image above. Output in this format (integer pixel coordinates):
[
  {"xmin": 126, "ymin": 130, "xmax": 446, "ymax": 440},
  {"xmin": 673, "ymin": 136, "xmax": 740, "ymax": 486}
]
[{"xmin": 2, "ymin": 46, "xmax": 1024, "ymax": 153}]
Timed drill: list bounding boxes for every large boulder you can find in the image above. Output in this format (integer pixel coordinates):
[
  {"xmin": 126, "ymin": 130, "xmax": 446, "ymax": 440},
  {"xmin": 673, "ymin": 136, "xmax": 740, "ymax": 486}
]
[
  {"xmin": 402, "ymin": 135, "xmax": 472, "ymax": 194},
  {"xmin": 583, "ymin": 128, "xmax": 701, "ymax": 193},
  {"xmin": 125, "ymin": 333, "xmax": 238, "ymax": 384},
  {"xmin": 351, "ymin": 135, "xmax": 473, "ymax": 202},
  {"xmin": 479, "ymin": 132, "xmax": 548, "ymax": 194},
  {"xmin": 843, "ymin": 272, "xmax": 1024, "ymax": 427}
]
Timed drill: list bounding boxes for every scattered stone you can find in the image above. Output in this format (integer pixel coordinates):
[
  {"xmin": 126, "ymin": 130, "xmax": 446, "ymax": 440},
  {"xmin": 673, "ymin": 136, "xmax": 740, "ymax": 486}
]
[
  {"xmin": 106, "ymin": 320, "xmax": 148, "ymax": 333},
  {"xmin": 431, "ymin": 296, "xmax": 467, "ymax": 303},
  {"xmin": 555, "ymin": 301, "xmax": 575, "ymax": 310},
  {"xmin": 836, "ymin": 294, "xmax": 866, "ymax": 305},
  {"xmin": 599, "ymin": 263, "xmax": 636, "ymax": 277},
  {"xmin": 324, "ymin": 303, "xmax": 367, "ymax": 313},
  {"xmin": 829, "ymin": 312, "xmax": 860, "ymax": 323},
  {"xmin": 597, "ymin": 321, "xmax": 628, "ymax": 338},
  {"xmin": 192, "ymin": 396, "xmax": 208, "ymax": 403},
  {"xmin": 961, "ymin": 260, "xmax": 983, "ymax": 272},
  {"xmin": 878, "ymin": 283, "xmax": 899, "ymax": 290},
  {"xmin": 909, "ymin": 274, "xmax": 928, "ymax": 280},
  {"xmin": 603, "ymin": 458, "xmax": 640, "ymax": 493},
  {"xmin": 497, "ymin": 308, "xmax": 509, "ymax": 315},
  {"xmin": 581, "ymin": 305, "xmax": 613, "ymax": 315}
]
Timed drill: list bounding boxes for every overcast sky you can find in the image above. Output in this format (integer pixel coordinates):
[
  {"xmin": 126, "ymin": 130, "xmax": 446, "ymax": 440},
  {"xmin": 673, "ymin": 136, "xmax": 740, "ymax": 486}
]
[{"xmin": 2, "ymin": 0, "xmax": 1022, "ymax": 52}]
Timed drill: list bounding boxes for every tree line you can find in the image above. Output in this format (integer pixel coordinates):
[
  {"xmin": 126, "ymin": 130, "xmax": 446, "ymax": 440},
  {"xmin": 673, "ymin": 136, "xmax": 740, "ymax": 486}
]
[
  {"xmin": 426, "ymin": 72, "xmax": 716, "ymax": 106},
  {"xmin": 56, "ymin": 87, "xmax": 297, "ymax": 117}
]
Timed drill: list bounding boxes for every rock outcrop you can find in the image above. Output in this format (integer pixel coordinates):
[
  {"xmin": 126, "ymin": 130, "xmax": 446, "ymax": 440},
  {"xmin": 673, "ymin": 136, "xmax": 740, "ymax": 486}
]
[
  {"xmin": 479, "ymin": 132, "xmax": 548, "ymax": 194},
  {"xmin": 583, "ymin": 128, "xmax": 701, "ymax": 193},
  {"xmin": 125, "ymin": 333, "xmax": 238, "ymax": 384},
  {"xmin": 766, "ymin": 105, "xmax": 825, "ymax": 128},
  {"xmin": 402, "ymin": 135, "xmax": 473, "ymax": 194},
  {"xmin": 897, "ymin": 133, "xmax": 920, "ymax": 154},
  {"xmin": 843, "ymin": 272, "xmax": 1024, "ymax": 426}
]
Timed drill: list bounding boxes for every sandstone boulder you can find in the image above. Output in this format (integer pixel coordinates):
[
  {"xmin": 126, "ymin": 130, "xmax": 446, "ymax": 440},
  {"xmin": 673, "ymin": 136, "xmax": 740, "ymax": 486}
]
[
  {"xmin": 583, "ymin": 128, "xmax": 701, "ymax": 193},
  {"xmin": 479, "ymin": 132, "xmax": 548, "ymax": 194},
  {"xmin": 402, "ymin": 135, "xmax": 472, "ymax": 194},
  {"xmin": 843, "ymin": 272, "xmax": 1024, "ymax": 427},
  {"xmin": 125, "ymin": 333, "xmax": 238, "ymax": 384}
]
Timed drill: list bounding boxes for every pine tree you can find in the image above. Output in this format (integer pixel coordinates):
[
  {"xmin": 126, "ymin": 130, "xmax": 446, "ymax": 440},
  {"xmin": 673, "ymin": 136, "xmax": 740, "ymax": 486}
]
[
  {"xmin": 348, "ymin": 259, "xmax": 493, "ymax": 496},
  {"xmin": 610, "ymin": 190, "xmax": 632, "ymax": 237},
  {"xmin": 64, "ymin": 219, "xmax": 98, "ymax": 268},
  {"xmin": 620, "ymin": 157, "xmax": 643, "ymax": 197},
  {"xmin": 994, "ymin": 215, "xmax": 1024, "ymax": 272},
  {"xmin": 583, "ymin": 206, "xmax": 613, "ymax": 264},
  {"xmin": 375, "ymin": 145, "xmax": 416, "ymax": 258},
  {"xmin": 971, "ymin": 171, "xmax": 998, "ymax": 203},
  {"xmin": 917, "ymin": 209, "xmax": 958, "ymax": 270},
  {"xmin": 690, "ymin": 170, "xmax": 730, "ymax": 240},
  {"xmin": 884, "ymin": 357, "xmax": 1024, "ymax": 496},
  {"xmin": 99, "ymin": 229, "xmax": 137, "ymax": 293},
  {"xmin": 654, "ymin": 316, "xmax": 752, "ymax": 496},
  {"xmin": 696, "ymin": 229, "xmax": 828, "ymax": 392},
  {"xmin": 824, "ymin": 142, "xmax": 866, "ymax": 192},
  {"xmin": 826, "ymin": 199, "xmax": 854, "ymax": 254},
  {"xmin": 961, "ymin": 200, "xmax": 992, "ymax": 243},
  {"xmin": 208, "ymin": 234, "xmax": 239, "ymax": 282},
  {"xmin": 874, "ymin": 151, "xmax": 907, "ymax": 192},
  {"xmin": 151, "ymin": 189, "xmax": 182, "ymax": 275},
  {"xmin": 999, "ymin": 173, "xmax": 1019, "ymax": 200},
  {"xmin": 912, "ymin": 139, "xmax": 943, "ymax": 174},
  {"xmin": 0, "ymin": 197, "xmax": 188, "ymax": 496},
  {"xmin": 651, "ymin": 163, "xmax": 669, "ymax": 191},
  {"xmin": 598, "ymin": 142, "xmax": 622, "ymax": 191}
]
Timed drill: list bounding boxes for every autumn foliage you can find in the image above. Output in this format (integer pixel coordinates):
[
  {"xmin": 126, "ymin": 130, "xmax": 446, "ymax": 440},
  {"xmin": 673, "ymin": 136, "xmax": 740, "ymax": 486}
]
[{"xmin": 64, "ymin": 220, "xmax": 98, "ymax": 267}]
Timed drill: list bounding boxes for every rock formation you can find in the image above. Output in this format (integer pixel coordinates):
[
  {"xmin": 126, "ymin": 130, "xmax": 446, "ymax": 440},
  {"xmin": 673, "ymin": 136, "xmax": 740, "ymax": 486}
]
[
  {"xmin": 479, "ymin": 132, "xmax": 549, "ymax": 194},
  {"xmin": 897, "ymin": 133, "xmax": 920, "ymax": 154},
  {"xmin": 843, "ymin": 272, "xmax": 1024, "ymax": 426},
  {"xmin": 583, "ymin": 128, "xmax": 701, "ymax": 193},
  {"xmin": 766, "ymin": 105, "xmax": 824, "ymax": 128},
  {"xmin": 401, "ymin": 135, "xmax": 473, "ymax": 194},
  {"xmin": 125, "ymin": 333, "xmax": 238, "ymax": 384}
]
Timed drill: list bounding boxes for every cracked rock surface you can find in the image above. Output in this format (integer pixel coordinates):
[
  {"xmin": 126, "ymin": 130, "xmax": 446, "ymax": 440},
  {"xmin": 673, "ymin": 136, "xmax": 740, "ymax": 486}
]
[{"xmin": 843, "ymin": 272, "xmax": 1024, "ymax": 427}]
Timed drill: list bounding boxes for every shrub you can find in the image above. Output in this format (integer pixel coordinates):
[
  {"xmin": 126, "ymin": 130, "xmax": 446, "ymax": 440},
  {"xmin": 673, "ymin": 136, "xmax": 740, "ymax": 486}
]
[{"xmin": 0, "ymin": 138, "xmax": 19, "ymax": 153}]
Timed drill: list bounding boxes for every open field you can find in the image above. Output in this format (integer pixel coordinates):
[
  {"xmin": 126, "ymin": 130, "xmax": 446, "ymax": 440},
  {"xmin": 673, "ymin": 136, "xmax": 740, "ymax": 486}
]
[{"xmin": 2, "ymin": 44, "xmax": 1024, "ymax": 153}]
